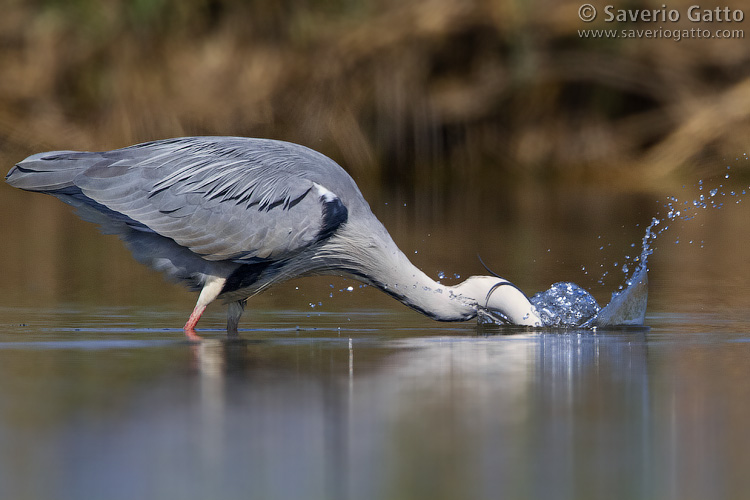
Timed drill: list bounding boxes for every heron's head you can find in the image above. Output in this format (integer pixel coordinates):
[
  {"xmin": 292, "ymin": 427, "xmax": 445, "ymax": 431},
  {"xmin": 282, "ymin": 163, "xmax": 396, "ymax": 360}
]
[{"xmin": 454, "ymin": 276, "xmax": 541, "ymax": 326}]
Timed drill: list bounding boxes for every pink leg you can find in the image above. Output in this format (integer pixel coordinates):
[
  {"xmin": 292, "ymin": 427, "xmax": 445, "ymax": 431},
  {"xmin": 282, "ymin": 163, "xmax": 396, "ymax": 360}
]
[
  {"xmin": 183, "ymin": 304, "xmax": 206, "ymax": 341},
  {"xmin": 182, "ymin": 276, "xmax": 227, "ymax": 341}
]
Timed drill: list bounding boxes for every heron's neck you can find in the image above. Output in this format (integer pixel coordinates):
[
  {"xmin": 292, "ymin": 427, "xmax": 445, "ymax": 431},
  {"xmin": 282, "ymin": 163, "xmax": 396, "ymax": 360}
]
[
  {"xmin": 321, "ymin": 227, "xmax": 480, "ymax": 321},
  {"xmin": 371, "ymin": 250, "xmax": 479, "ymax": 321}
]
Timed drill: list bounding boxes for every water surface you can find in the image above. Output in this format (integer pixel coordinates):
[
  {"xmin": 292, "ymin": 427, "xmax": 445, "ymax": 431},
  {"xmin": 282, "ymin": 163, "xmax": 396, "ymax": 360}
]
[
  {"xmin": 1, "ymin": 310, "xmax": 749, "ymax": 500},
  {"xmin": 1, "ymin": 182, "xmax": 749, "ymax": 499}
]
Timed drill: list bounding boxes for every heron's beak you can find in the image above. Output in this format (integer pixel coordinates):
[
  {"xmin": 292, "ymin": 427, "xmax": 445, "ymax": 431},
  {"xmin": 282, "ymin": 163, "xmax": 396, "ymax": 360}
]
[{"xmin": 480, "ymin": 281, "xmax": 541, "ymax": 327}]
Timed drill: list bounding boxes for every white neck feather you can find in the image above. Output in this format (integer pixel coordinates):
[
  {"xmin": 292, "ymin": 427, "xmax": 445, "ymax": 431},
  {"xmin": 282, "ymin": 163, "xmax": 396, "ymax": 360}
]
[{"xmin": 318, "ymin": 224, "xmax": 541, "ymax": 325}]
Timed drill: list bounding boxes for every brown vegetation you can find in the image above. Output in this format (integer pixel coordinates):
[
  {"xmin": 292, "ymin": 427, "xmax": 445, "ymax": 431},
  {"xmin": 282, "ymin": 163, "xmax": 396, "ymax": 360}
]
[{"xmin": 1, "ymin": 0, "xmax": 749, "ymax": 190}]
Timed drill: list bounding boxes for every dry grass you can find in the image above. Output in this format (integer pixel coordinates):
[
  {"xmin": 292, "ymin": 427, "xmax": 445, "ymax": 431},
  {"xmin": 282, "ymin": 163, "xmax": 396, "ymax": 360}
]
[{"xmin": 1, "ymin": 0, "xmax": 749, "ymax": 190}]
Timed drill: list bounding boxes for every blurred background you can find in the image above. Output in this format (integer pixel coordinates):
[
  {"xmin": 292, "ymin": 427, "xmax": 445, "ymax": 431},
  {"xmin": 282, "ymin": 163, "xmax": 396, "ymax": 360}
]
[
  {"xmin": 1, "ymin": 0, "xmax": 749, "ymax": 310},
  {"xmin": 2, "ymin": 0, "xmax": 749, "ymax": 189}
]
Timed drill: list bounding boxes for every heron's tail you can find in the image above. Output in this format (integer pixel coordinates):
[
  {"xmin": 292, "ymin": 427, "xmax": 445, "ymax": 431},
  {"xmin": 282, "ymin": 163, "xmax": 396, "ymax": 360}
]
[{"xmin": 5, "ymin": 151, "xmax": 97, "ymax": 192}]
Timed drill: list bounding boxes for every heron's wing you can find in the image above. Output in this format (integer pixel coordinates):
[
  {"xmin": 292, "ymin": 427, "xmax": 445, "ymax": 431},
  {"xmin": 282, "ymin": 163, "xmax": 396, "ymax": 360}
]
[{"xmin": 19, "ymin": 138, "xmax": 348, "ymax": 262}]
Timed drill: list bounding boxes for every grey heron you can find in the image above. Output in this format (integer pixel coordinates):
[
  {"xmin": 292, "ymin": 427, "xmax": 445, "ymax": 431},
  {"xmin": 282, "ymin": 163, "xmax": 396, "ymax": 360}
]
[{"xmin": 6, "ymin": 137, "xmax": 541, "ymax": 337}]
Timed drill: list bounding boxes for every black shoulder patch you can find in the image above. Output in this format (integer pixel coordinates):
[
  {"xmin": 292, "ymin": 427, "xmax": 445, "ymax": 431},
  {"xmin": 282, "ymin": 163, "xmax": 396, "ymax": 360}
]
[
  {"xmin": 317, "ymin": 195, "xmax": 348, "ymax": 242},
  {"xmin": 221, "ymin": 261, "xmax": 273, "ymax": 295}
]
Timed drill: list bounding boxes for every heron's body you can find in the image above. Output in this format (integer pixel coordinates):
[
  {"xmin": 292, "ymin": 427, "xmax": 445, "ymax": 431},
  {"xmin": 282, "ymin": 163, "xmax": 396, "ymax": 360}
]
[{"xmin": 6, "ymin": 137, "xmax": 541, "ymax": 336}]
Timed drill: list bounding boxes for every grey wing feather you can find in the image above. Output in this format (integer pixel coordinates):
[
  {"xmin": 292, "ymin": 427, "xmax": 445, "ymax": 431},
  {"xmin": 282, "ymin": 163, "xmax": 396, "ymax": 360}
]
[{"xmin": 8, "ymin": 137, "xmax": 349, "ymax": 263}]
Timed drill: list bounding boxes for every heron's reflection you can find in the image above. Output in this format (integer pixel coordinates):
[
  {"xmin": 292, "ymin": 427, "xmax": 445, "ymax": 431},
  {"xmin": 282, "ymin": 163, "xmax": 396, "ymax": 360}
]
[{"xmin": 184, "ymin": 329, "xmax": 650, "ymax": 500}]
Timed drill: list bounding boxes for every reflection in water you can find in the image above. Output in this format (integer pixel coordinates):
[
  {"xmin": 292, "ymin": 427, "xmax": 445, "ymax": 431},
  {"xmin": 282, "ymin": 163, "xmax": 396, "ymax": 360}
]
[
  {"xmin": 178, "ymin": 331, "xmax": 654, "ymax": 500},
  {"xmin": 1, "ymin": 323, "xmax": 750, "ymax": 500}
]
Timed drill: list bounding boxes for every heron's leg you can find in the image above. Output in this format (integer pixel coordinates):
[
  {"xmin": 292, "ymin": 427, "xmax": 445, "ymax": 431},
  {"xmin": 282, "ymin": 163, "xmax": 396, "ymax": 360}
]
[
  {"xmin": 183, "ymin": 305, "xmax": 206, "ymax": 341},
  {"xmin": 227, "ymin": 299, "xmax": 247, "ymax": 337},
  {"xmin": 183, "ymin": 276, "xmax": 227, "ymax": 339}
]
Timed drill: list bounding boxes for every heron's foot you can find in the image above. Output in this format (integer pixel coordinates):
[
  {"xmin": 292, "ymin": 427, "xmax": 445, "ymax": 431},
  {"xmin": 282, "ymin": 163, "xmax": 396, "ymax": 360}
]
[
  {"xmin": 184, "ymin": 327, "xmax": 203, "ymax": 342},
  {"xmin": 183, "ymin": 304, "xmax": 207, "ymax": 341}
]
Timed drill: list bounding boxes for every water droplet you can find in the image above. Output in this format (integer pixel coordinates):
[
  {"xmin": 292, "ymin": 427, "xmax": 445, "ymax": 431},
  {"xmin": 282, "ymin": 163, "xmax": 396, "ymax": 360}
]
[{"xmin": 346, "ymin": 286, "xmax": 354, "ymax": 291}]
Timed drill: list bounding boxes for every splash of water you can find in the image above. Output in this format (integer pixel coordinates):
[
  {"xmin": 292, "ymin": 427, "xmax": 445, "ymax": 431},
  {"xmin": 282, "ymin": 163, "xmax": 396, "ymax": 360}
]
[
  {"xmin": 530, "ymin": 282, "xmax": 600, "ymax": 327},
  {"xmin": 527, "ymin": 215, "xmax": 656, "ymax": 327},
  {"xmin": 526, "ymin": 157, "xmax": 749, "ymax": 328},
  {"xmin": 612, "ymin": 160, "xmax": 747, "ymax": 290}
]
